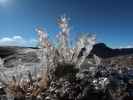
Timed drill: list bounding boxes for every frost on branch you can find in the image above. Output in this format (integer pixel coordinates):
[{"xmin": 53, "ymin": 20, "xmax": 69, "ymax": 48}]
[
  {"xmin": 57, "ymin": 15, "xmax": 70, "ymax": 49},
  {"xmin": 0, "ymin": 15, "xmax": 100, "ymax": 100},
  {"xmin": 35, "ymin": 27, "xmax": 51, "ymax": 48},
  {"xmin": 74, "ymin": 34, "xmax": 96, "ymax": 68}
]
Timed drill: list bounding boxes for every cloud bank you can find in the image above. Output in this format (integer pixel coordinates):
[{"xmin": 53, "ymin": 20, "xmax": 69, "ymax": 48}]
[
  {"xmin": 0, "ymin": 36, "xmax": 37, "ymax": 47},
  {"xmin": 119, "ymin": 45, "xmax": 133, "ymax": 49}
]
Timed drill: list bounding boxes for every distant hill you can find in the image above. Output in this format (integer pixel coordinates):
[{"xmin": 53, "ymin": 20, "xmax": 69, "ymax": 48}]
[
  {"xmin": 0, "ymin": 46, "xmax": 39, "ymax": 68},
  {"xmin": 0, "ymin": 46, "xmax": 37, "ymax": 58},
  {"xmin": 0, "ymin": 46, "xmax": 19, "ymax": 58},
  {"xmin": 0, "ymin": 43, "xmax": 133, "ymax": 59},
  {"xmin": 90, "ymin": 43, "xmax": 133, "ymax": 58}
]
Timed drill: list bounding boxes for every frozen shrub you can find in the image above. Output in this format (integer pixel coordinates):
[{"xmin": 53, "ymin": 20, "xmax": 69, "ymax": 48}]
[{"xmin": 0, "ymin": 15, "xmax": 98, "ymax": 99}]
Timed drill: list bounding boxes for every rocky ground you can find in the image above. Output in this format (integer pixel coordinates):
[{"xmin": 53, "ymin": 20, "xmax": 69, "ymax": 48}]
[{"xmin": 0, "ymin": 44, "xmax": 132, "ymax": 100}]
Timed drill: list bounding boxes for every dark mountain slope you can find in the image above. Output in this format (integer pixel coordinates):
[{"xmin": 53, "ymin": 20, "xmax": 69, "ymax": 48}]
[
  {"xmin": 0, "ymin": 43, "xmax": 133, "ymax": 59},
  {"xmin": 90, "ymin": 43, "xmax": 133, "ymax": 58}
]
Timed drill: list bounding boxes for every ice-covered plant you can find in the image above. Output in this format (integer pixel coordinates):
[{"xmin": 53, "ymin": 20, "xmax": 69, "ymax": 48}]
[{"xmin": 0, "ymin": 15, "xmax": 97, "ymax": 99}]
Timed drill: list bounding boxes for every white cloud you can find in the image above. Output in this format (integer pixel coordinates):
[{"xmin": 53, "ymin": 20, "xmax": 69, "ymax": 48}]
[
  {"xmin": 119, "ymin": 45, "xmax": 133, "ymax": 49},
  {"xmin": 0, "ymin": 36, "xmax": 37, "ymax": 47}
]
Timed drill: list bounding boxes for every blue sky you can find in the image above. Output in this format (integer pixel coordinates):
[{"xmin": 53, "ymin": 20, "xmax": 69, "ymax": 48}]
[{"xmin": 0, "ymin": 0, "xmax": 133, "ymax": 48}]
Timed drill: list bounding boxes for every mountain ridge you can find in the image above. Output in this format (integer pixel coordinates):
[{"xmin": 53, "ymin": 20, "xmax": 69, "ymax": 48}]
[
  {"xmin": 90, "ymin": 43, "xmax": 133, "ymax": 58},
  {"xmin": 0, "ymin": 43, "xmax": 133, "ymax": 59}
]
